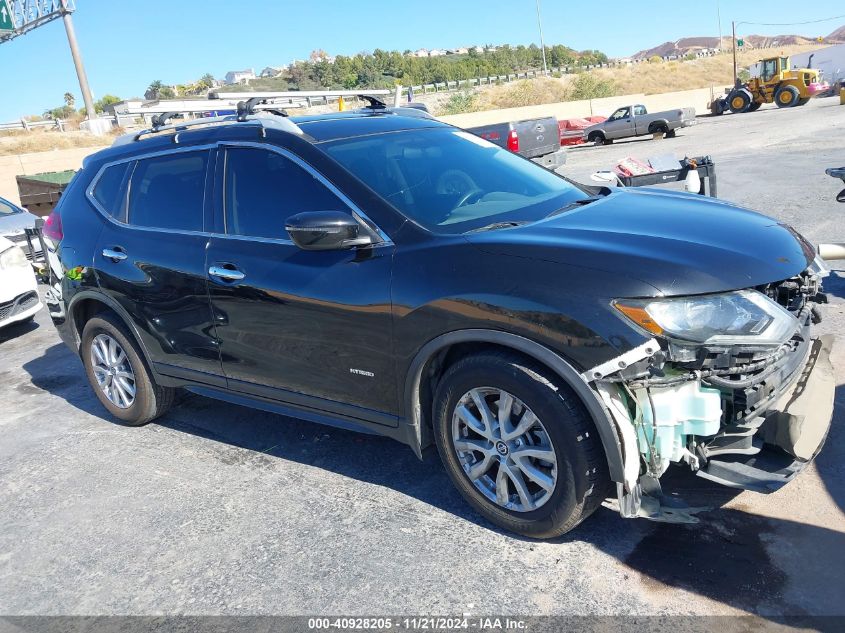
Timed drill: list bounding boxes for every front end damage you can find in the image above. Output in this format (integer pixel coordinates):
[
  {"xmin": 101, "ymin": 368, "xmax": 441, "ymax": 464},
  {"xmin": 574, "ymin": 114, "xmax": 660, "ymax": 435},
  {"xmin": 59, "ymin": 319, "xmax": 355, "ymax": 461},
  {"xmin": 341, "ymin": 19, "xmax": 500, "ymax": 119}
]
[{"xmin": 584, "ymin": 261, "xmax": 836, "ymax": 522}]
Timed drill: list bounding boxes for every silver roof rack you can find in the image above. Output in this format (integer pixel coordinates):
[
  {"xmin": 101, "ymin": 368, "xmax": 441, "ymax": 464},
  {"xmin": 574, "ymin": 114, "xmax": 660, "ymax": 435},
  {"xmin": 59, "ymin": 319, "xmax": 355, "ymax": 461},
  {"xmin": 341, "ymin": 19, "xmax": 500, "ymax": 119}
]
[
  {"xmin": 111, "ymin": 112, "xmax": 304, "ymax": 147},
  {"xmin": 209, "ymin": 89, "xmax": 393, "ymax": 101},
  {"xmin": 111, "ymin": 89, "xmax": 401, "ymax": 147}
]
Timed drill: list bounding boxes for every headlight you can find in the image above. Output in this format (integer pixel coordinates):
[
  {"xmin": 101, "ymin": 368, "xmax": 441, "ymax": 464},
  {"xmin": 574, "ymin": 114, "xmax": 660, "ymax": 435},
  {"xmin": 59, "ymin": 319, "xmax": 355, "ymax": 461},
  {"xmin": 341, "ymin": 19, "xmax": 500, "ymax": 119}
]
[
  {"xmin": 0, "ymin": 246, "xmax": 28, "ymax": 271},
  {"xmin": 613, "ymin": 290, "xmax": 797, "ymax": 347}
]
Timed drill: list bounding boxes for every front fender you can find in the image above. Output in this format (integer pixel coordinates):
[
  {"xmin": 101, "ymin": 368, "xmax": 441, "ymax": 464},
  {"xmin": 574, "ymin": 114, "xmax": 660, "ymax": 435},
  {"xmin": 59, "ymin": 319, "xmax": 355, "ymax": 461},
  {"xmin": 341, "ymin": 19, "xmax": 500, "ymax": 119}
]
[{"xmin": 403, "ymin": 328, "xmax": 626, "ymax": 483}]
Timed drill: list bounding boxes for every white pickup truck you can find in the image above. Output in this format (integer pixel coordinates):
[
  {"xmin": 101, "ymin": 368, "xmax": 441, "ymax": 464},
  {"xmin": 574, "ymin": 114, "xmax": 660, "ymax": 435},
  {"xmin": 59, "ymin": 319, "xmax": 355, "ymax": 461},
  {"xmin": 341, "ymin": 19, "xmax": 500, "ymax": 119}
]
[{"xmin": 582, "ymin": 104, "xmax": 696, "ymax": 145}]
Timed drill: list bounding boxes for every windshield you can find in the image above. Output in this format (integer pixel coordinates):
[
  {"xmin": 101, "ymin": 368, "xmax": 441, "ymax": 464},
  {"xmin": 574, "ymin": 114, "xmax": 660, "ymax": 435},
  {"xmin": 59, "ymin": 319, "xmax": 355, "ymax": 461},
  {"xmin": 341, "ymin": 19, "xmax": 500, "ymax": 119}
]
[
  {"xmin": 0, "ymin": 198, "xmax": 22, "ymax": 216},
  {"xmin": 319, "ymin": 128, "xmax": 588, "ymax": 233}
]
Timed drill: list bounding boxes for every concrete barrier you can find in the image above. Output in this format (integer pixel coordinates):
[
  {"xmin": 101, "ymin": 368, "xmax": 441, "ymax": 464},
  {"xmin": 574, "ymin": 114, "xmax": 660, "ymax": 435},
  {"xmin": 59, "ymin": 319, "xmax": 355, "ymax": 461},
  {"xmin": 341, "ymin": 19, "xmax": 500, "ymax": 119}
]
[{"xmin": 439, "ymin": 86, "xmax": 730, "ymax": 128}]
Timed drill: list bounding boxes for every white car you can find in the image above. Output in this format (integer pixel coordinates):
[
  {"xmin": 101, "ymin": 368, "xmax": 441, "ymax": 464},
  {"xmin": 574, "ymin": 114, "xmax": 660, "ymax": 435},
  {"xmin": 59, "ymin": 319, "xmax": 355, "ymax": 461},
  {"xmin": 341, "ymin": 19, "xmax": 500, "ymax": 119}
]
[{"xmin": 0, "ymin": 235, "xmax": 42, "ymax": 328}]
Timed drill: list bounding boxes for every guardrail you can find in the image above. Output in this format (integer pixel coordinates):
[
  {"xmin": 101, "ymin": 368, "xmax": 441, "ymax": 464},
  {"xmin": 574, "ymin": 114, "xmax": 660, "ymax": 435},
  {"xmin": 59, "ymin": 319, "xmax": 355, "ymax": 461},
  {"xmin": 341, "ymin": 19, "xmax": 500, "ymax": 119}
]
[
  {"xmin": 0, "ymin": 119, "xmax": 67, "ymax": 132},
  {"xmin": 1, "ymin": 113, "xmax": 142, "ymax": 133}
]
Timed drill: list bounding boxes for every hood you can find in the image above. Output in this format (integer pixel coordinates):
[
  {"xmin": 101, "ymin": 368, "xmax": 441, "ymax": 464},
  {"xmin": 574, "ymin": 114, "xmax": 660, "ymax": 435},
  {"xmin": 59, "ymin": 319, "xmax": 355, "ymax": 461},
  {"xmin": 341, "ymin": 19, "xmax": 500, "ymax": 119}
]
[
  {"xmin": 468, "ymin": 187, "xmax": 813, "ymax": 296},
  {"xmin": 0, "ymin": 209, "xmax": 37, "ymax": 235}
]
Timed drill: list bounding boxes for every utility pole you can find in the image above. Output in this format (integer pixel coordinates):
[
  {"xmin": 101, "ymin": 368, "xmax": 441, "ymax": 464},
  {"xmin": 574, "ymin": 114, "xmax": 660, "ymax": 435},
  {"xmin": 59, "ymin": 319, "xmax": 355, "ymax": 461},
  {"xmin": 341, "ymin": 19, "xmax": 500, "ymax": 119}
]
[
  {"xmin": 716, "ymin": 0, "xmax": 723, "ymax": 51},
  {"xmin": 535, "ymin": 0, "xmax": 548, "ymax": 75},
  {"xmin": 61, "ymin": 7, "xmax": 95, "ymax": 121},
  {"xmin": 731, "ymin": 20, "xmax": 738, "ymax": 84}
]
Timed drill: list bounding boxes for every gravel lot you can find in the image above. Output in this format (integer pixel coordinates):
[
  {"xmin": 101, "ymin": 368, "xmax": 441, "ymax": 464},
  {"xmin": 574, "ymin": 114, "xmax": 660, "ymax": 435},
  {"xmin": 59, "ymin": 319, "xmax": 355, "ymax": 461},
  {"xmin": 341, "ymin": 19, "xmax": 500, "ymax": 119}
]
[{"xmin": 1, "ymin": 98, "xmax": 844, "ymax": 620}]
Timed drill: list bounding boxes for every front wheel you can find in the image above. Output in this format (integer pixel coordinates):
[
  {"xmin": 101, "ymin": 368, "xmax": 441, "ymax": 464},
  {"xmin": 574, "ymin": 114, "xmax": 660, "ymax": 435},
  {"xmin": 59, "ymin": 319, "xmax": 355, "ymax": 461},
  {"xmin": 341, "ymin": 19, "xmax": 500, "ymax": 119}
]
[
  {"xmin": 432, "ymin": 352, "xmax": 611, "ymax": 538},
  {"xmin": 729, "ymin": 90, "xmax": 752, "ymax": 113},
  {"xmin": 81, "ymin": 313, "xmax": 176, "ymax": 426}
]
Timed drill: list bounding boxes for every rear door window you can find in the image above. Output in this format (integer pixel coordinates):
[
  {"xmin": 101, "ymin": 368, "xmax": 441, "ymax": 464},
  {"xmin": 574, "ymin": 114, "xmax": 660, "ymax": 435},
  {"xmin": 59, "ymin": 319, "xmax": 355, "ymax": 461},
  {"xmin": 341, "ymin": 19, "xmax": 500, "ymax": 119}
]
[
  {"xmin": 92, "ymin": 162, "xmax": 131, "ymax": 220},
  {"xmin": 127, "ymin": 151, "xmax": 209, "ymax": 231},
  {"xmin": 223, "ymin": 147, "xmax": 347, "ymax": 240}
]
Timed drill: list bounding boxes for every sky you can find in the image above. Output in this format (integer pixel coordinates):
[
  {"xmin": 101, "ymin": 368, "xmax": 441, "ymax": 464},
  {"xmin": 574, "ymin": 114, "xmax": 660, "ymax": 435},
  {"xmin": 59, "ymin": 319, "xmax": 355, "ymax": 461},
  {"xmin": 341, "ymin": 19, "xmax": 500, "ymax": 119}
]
[{"xmin": 2, "ymin": 0, "xmax": 844, "ymax": 121}]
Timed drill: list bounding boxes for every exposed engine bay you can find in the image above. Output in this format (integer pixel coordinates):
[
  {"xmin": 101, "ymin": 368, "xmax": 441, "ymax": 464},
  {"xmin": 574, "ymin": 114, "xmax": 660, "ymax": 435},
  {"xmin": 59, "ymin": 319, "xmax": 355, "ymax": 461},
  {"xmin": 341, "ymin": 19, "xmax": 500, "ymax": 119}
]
[{"xmin": 583, "ymin": 260, "xmax": 836, "ymax": 522}]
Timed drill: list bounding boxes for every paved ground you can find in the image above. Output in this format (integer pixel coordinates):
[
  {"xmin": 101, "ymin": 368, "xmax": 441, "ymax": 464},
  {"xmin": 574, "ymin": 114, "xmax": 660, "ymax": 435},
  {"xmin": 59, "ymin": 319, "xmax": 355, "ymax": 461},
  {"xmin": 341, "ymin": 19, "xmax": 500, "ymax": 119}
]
[{"xmin": 0, "ymin": 98, "xmax": 844, "ymax": 619}]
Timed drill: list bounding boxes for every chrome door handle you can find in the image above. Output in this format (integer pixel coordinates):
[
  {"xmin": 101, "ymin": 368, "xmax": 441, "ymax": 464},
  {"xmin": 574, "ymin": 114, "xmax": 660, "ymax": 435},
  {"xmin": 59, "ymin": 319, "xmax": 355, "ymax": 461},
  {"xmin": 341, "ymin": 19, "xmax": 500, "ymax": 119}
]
[
  {"xmin": 208, "ymin": 265, "xmax": 245, "ymax": 281},
  {"xmin": 102, "ymin": 248, "xmax": 127, "ymax": 261}
]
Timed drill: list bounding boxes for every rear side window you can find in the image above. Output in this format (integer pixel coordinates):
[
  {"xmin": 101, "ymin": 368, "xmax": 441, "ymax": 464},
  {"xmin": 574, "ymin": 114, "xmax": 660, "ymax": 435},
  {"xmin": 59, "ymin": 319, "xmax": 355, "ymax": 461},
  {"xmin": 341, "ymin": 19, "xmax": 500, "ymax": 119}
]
[
  {"xmin": 223, "ymin": 147, "xmax": 347, "ymax": 239},
  {"xmin": 91, "ymin": 162, "xmax": 130, "ymax": 220},
  {"xmin": 128, "ymin": 151, "xmax": 209, "ymax": 231}
]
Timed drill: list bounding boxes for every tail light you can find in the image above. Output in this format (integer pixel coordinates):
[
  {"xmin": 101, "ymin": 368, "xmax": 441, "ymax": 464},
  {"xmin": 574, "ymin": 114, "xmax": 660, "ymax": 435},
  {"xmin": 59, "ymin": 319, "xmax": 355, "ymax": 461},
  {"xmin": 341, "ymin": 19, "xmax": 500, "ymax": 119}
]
[
  {"xmin": 507, "ymin": 130, "xmax": 519, "ymax": 152},
  {"xmin": 43, "ymin": 211, "xmax": 63, "ymax": 242}
]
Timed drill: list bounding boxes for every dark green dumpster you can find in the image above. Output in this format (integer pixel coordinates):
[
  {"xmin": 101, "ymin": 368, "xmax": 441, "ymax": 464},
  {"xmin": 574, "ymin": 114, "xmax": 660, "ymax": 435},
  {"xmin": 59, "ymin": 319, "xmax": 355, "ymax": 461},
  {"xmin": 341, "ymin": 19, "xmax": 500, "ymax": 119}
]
[{"xmin": 16, "ymin": 170, "xmax": 76, "ymax": 217}]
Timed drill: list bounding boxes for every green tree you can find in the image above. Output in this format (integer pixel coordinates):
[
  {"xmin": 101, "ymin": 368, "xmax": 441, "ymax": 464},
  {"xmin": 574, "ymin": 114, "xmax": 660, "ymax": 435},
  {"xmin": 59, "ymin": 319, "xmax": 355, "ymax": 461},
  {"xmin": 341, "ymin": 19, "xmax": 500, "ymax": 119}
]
[
  {"xmin": 567, "ymin": 73, "xmax": 617, "ymax": 100},
  {"xmin": 146, "ymin": 80, "xmax": 163, "ymax": 99},
  {"xmin": 93, "ymin": 94, "xmax": 121, "ymax": 113},
  {"xmin": 63, "ymin": 92, "xmax": 75, "ymax": 108}
]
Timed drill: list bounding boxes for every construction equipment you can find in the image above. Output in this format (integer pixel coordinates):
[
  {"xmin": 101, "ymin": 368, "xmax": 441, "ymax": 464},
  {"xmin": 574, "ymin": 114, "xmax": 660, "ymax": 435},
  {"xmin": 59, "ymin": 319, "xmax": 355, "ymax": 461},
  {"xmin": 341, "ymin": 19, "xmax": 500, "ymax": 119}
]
[{"xmin": 711, "ymin": 55, "xmax": 828, "ymax": 115}]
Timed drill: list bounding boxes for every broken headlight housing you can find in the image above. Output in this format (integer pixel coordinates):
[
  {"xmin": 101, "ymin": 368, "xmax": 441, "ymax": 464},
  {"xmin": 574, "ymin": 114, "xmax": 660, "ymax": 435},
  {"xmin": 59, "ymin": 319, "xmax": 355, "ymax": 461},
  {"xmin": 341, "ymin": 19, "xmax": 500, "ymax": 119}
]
[
  {"xmin": 0, "ymin": 245, "xmax": 28, "ymax": 271},
  {"xmin": 613, "ymin": 289, "xmax": 797, "ymax": 348}
]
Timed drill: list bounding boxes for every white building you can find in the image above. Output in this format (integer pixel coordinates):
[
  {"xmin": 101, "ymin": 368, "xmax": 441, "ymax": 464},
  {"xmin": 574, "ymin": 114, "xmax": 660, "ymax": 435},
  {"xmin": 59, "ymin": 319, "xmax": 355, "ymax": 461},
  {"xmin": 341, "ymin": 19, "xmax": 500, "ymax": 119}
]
[
  {"xmin": 428, "ymin": 49, "xmax": 446, "ymax": 57},
  {"xmin": 413, "ymin": 49, "xmax": 429, "ymax": 58},
  {"xmin": 224, "ymin": 69, "xmax": 256, "ymax": 85},
  {"xmin": 259, "ymin": 66, "xmax": 284, "ymax": 78}
]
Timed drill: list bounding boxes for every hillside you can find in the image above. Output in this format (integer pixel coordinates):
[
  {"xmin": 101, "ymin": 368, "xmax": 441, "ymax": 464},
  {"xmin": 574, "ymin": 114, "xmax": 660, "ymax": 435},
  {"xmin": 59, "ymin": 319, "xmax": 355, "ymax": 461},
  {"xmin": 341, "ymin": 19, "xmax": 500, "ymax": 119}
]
[
  {"xmin": 828, "ymin": 25, "xmax": 845, "ymax": 41},
  {"xmin": 632, "ymin": 28, "xmax": 843, "ymax": 60}
]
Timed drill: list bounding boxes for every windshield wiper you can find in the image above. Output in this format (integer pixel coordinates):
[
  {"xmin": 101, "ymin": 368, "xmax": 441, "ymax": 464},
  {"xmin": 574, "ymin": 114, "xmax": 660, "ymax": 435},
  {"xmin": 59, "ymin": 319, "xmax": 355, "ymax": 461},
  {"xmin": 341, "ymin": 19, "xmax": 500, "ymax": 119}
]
[
  {"xmin": 545, "ymin": 195, "xmax": 604, "ymax": 219},
  {"xmin": 466, "ymin": 221, "xmax": 527, "ymax": 233}
]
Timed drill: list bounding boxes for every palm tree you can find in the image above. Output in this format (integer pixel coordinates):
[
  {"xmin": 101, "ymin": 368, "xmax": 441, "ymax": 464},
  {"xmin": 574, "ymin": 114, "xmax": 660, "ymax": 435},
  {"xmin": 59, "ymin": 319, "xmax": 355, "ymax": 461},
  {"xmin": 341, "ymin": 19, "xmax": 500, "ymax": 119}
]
[
  {"xmin": 145, "ymin": 80, "xmax": 164, "ymax": 100},
  {"xmin": 63, "ymin": 92, "xmax": 75, "ymax": 108}
]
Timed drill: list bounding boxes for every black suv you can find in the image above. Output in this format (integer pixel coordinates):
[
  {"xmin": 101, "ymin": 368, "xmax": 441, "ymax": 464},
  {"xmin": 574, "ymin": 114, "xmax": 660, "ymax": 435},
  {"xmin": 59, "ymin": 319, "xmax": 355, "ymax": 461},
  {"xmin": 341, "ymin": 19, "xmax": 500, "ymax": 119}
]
[{"xmin": 46, "ymin": 107, "xmax": 834, "ymax": 537}]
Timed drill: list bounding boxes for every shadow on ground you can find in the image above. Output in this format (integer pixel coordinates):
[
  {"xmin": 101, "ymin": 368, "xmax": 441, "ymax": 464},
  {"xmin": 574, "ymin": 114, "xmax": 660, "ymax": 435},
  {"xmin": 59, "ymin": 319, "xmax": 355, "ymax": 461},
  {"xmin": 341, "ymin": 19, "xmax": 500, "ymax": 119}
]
[
  {"xmin": 0, "ymin": 316, "xmax": 39, "ymax": 345},
  {"xmin": 21, "ymin": 340, "xmax": 845, "ymax": 618}
]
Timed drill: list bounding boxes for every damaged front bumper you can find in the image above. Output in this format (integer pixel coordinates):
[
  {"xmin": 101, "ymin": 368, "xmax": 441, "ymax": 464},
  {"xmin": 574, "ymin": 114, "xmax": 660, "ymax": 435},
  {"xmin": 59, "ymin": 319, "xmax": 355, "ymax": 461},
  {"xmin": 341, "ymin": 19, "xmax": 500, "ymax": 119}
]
[
  {"xmin": 696, "ymin": 335, "xmax": 834, "ymax": 492},
  {"xmin": 583, "ymin": 326, "xmax": 835, "ymax": 523}
]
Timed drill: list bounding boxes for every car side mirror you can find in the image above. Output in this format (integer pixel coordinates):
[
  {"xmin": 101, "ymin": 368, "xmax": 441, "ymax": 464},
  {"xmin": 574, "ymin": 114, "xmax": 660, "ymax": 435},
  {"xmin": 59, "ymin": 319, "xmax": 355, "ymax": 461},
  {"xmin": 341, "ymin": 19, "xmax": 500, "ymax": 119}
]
[
  {"xmin": 286, "ymin": 210, "xmax": 374, "ymax": 251},
  {"xmin": 838, "ymin": 188, "xmax": 845, "ymax": 203}
]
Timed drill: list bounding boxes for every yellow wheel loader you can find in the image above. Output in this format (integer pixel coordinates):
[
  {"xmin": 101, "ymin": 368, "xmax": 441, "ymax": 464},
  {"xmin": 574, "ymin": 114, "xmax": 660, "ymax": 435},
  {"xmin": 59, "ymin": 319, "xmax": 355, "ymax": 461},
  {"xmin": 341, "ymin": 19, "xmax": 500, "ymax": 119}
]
[{"xmin": 711, "ymin": 54, "xmax": 828, "ymax": 115}]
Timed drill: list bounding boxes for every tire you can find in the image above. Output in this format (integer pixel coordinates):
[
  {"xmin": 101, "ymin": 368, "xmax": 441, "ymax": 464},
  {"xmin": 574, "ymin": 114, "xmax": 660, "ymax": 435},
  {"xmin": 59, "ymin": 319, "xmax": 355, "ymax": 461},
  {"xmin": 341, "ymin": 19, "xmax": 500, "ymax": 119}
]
[
  {"xmin": 587, "ymin": 132, "xmax": 606, "ymax": 146},
  {"xmin": 432, "ymin": 352, "xmax": 611, "ymax": 538},
  {"xmin": 650, "ymin": 124, "xmax": 668, "ymax": 137},
  {"xmin": 775, "ymin": 85, "xmax": 800, "ymax": 108},
  {"xmin": 81, "ymin": 313, "xmax": 176, "ymax": 426},
  {"xmin": 728, "ymin": 90, "xmax": 752, "ymax": 113},
  {"xmin": 747, "ymin": 102, "xmax": 762, "ymax": 112},
  {"xmin": 797, "ymin": 97, "xmax": 810, "ymax": 106},
  {"xmin": 665, "ymin": 128, "xmax": 677, "ymax": 138}
]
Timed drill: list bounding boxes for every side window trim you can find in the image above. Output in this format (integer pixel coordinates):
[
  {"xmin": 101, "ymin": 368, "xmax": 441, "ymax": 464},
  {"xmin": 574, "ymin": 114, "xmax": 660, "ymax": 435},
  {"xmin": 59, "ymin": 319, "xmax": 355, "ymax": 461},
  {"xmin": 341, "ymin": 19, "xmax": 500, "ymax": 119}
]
[
  {"xmin": 216, "ymin": 141, "xmax": 392, "ymax": 246},
  {"xmin": 85, "ymin": 143, "xmax": 217, "ymax": 236}
]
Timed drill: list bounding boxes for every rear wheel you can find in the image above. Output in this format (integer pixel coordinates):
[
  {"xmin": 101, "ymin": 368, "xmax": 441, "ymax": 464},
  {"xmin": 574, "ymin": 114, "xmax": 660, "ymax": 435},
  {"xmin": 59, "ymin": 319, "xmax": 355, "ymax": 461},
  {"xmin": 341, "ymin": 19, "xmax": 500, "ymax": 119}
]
[
  {"xmin": 747, "ymin": 102, "xmax": 763, "ymax": 112},
  {"xmin": 588, "ymin": 132, "xmax": 606, "ymax": 146},
  {"xmin": 729, "ymin": 90, "xmax": 752, "ymax": 113},
  {"xmin": 432, "ymin": 352, "xmax": 611, "ymax": 538},
  {"xmin": 81, "ymin": 313, "xmax": 176, "ymax": 426},
  {"xmin": 775, "ymin": 85, "xmax": 800, "ymax": 108},
  {"xmin": 650, "ymin": 124, "xmax": 668, "ymax": 137}
]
